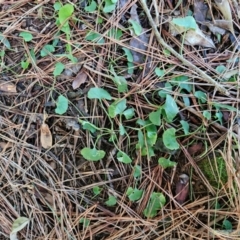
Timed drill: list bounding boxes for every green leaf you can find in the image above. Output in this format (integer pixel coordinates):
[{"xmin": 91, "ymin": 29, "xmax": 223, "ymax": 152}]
[
  {"xmin": 129, "ymin": 19, "xmax": 142, "ymax": 36},
  {"xmin": 180, "ymin": 120, "xmax": 189, "ymax": 135},
  {"xmin": 93, "ymin": 186, "xmax": 102, "ymax": 196},
  {"xmin": 85, "ymin": 31, "xmax": 105, "ymax": 44},
  {"xmin": 40, "ymin": 44, "xmax": 55, "ymax": 57},
  {"xmin": 79, "ymin": 218, "xmax": 90, "ymax": 228},
  {"xmin": 81, "ymin": 147, "xmax": 106, "ymax": 161},
  {"xmin": 222, "ymin": 219, "xmax": 232, "ymax": 230},
  {"xmin": 105, "ymin": 195, "xmax": 117, "ymax": 206},
  {"xmin": 163, "ymin": 128, "xmax": 179, "ymax": 150},
  {"xmin": 155, "ymin": 68, "xmax": 165, "ymax": 77},
  {"xmin": 84, "ymin": 0, "xmax": 97, "ymax": 12},
  {"xmin": 113, "ymin": 75, "xmax": 128, "ymax": 93},
  {"xmin": 158, "ymin": 157, "xmax": 177, "ymax": 169},
  {"xmin": 133, "ymin": 165, "xmax": 141, "ymax": 178},
  {"xmin": 88, "ymin": 87, "xmax": 112, "ymax": 100},
  {"xmin": 30, "ymin": 49, "xmax": 36, "ymax": 63},
  {"xmin": 119, "ymin": 124, "xmax": 126, "ymax": 136},
  {"xmin": 0, "ymin": 34, "xmax": 11, "ymax": 49},
  {"xmin": 80, "ymin": 120, "xmax": 98, "ymax": 133},
  {"xmin": 55, "ymin": 95, "xmax": 68, "ymax": 114},
  {"xmin": 194, "ymin": 91, "xmax": 207, "ymax": 103},
  {"xmin": 146, "ymin": 123, "xmax": 158, "ymax": 146},
  {"xmin": 163, "ymin": 49, "xmax": 171, "ymax": 57},
  {"xmin": 127, "ymin": 62, "xmax": 134, "ymax": 74},
  {"xmin": 203, "ymin": 110, "xmax": 211, "ymax": 120},
  {"xmin": 171, "ymin": 16, "xmax": 197, "ymax": 31},
  {"xmin": 171, "ymin": 75, "xmax": 192, "ymax": 92},
  {"xmin": 183, "ymin": 96, "xmax": 190, "ymax": 106},
  {"xmin": 149, "ymin": 109, "xmax": 161, "ymax": 126},
  {"xmin": 59, "ymin": 4, "xmax": 74, "ymax": 24},
  {"xmin": 212, "ymin": 103, "xmax": 238, "ymax": 112},
  {"xmin": 103, "ymin": 0, "xmax": 116, "ymax": 13},
  {"xmin": 108, "ymin": 99, "xmax": 127, "ymax": 118},
  {"xmin": 216, "ymin": 65, "xmax": 226, "ymax": 74},
  {"xmin": 54, "ymin": 2, "xmax": 62, "ymax": 11},
  {"xmin": 21, "ymin": 61, "xmax": 29, "ymax": 69},
  {"xmin": 163, "ymin": 95, "xmax": 179, "ymax": 122},
  {"xmin": 11, "ymin": 217, "xmax": 29, "ymax": 234},
  {"xmin": 158, "ymin": 82, "xmax": 172, "ymax": 98},
  {"xmin": 117, "ymin": 151, "xmax": 132, "ymax": 164},
  {"xmin": 126, "ymin": 187, "xmax": 144, "ymax": 201},
  {"xmin": 123, "ymin": 108, "xmax": 135, "ymax": 119},
  {"xmin": 19, "ymin": 32, "xmax": 33, "ymax": 42},
  {"xmin": 108, "ymin": 28, "xmax": 122, "ymax": 40},
  {"xmin": 143, "ymin": 192, "xmax": 166, "ymax": 218},
  {"xmin": 53, "ymin": 62, "xmax": 65, "ymax": 77},
  {"xmin": 215, "ymin": 111, "xmax": 223, "ymax": 125},
  {"xmin": 122, "ymin": 47, "xmax": 133, "ymax": 62}
]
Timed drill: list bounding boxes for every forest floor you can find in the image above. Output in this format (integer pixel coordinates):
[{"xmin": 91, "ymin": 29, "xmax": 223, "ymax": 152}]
[{"xmin": 0, "ymin": 0, "xmax": 240, "ymax": 239}]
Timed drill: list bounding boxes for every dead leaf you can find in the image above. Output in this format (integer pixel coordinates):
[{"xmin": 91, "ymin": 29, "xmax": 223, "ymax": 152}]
[
  {"xmin": 188, "ymin": 142, "xmax": 203, "ymax": 155},
  {"xmin": 202, "ymin": 21, "xmax": 226, "ymax": 35},
  {"xmin": 194, "ymin": 0, "xmax": 208, "ymax": 22},
  {"xmin": 0, "ymin": 80, "xmax": 17, "ymax": 93},
  {"xmin": 214, "ymin": 0, "xmax": 233, "ymax": 32},
  {"xmin": 175, "ymin": 174, "xmax": 189, "ymax": 205},
  {"xmin": 184, "ymin": 26, "xmax": 216, "ymax": 48},
  {"xmin": 40, "ymin": 123, "xmax": 52, "ymax": 149},
  {"xmin": 213, "ymin": 19, "xmax": 233, "ymax": 32},
  {"xmin": 72, "ymin": 69, "xmax": 88, "ymax": 89}
]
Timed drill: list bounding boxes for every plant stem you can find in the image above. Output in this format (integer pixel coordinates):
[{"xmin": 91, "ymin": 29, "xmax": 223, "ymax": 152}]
[{"xmin": 139, "ymin": 0, "xmax": 230, "ymax": 96}]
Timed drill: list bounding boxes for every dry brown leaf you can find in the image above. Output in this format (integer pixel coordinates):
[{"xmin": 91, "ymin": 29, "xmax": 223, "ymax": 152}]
[
  {"xmin": 193, "ymin": 0, "xmax": 208, "ymax": 22},
  {"xmin": 214, "ymin": 0, "xmax": 233, "ymax": 32},
  {"xmin": 72, "ymin": 69, "xmax": 88, "ymax": 89},
  {"xmin": 175, "ymin": 174, "xmax": 189, "ymax": 205},
  {"xmin": 184, "ymin": 26, "xmax": 215, "ymax": 48},
  {"xmin": 0, "ymin": 80, "xmax": 17, "ymax": 93},
  {"xmin": 40, "ymin": 123, "xmax": 52, "ymax": 149},
  {"xmin": 213, "ymin": 19, "xmax": 233, "ymax": 32}
]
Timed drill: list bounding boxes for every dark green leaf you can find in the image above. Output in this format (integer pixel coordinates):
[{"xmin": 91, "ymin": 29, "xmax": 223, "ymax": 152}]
[
  {"xmin": 85, "ymin": 31, "xmax": 105, "ymax": 44},
  {"xmin": 171, "ymin": 75, "xmax": 192, "ymax": 92},
  {"xmin": 163, "ymin": 95, "xmax": 179, "ymax": 122},
  {"xmin": 53, "ymin": 62, "xmax": 65, "ymax": 77},
  {"xmin": 19, "ymin": 32, "xmax": 33, "ymax": 42},
  {"xmin": 180, "ymin": 120, "xmax": 189, "ymax": 135},
  {"xmin": 0, "ymin": 34, "xmax": 11, "ymax": 49},
  {"xmin": 40, "ymin": 44, "xmax": 55, "ymax": 57},
  {"xmin": 117, "ymin": 151, "xmax": 132, "ymax": 164},
  {"xmin": 126, "ymin": 187, "xmax": 143, "ymax": 201},
  {"xmin": 203, "ymin": 110, "xmax": 211, "ymax": 120},
  {"xmin": 80, "ymin": 120, "xmax": 98, "ymax": 133},
  {"xmin": 194, "ymin": 91, "xmax": 207, "ymax": 103},
  {"xmin": 113, "ymin": 75, "xmax": 128, "ymax": 93},
  {"xmin": 108, "ymin": 28, "xmax": 122, "ymax": 40},
  {"xmin": 133, "ymin": 165, "xmax": 141, "ymax": 178},
  {"xmin": 149, "ymin": 109, "xmax": 161, "ymax": 126},
  {"xmin": 103, "ymin": 0, "xmax": 116, "ymax": 13},
  {"xmin": 129, "ymin": 19, "xmax": 142, "ymax": 36},
  {"xmin": 155, "ymin": 68, "xmax": 165, "ymax": 77},
  {"xmin": 55, "ymin": 95, "xmax": 68, "ymax": 114},
  {"xmin": 88, "ymin": 87, "xmax": 112, "ymax": 100},
  {"xmin": 158, "ymin": 82, "xmax": 172, "ymax": 98},
  {"xmin": 222, "ymin": 219, "xmax": 232, "ymax": 230},
  {"xmin": 212, "ymin": 103, "xmax": 238, "ymax": 111},
  {"xmin": 84, "ymin": 0, "xmax": 97, "ymax": 12},
  {"xmin": 123, "ymin": 108, "xmax": 135, "ymax": 119},
  {"xmin": 122, "ymin": 47, "xmax": 133, "ymax": 62},
  {"xmin": 163, "ymin": 128, "xmax": 179, "ymax": 150},
  {"xmin": 108, "ymin": 99, "xmax": 127, "ymax": 118}
]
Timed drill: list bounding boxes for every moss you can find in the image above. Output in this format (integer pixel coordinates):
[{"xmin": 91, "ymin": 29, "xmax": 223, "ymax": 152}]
[{"xmin": 198, "ymin": 155, "xmax": 228, "ymax": 189}]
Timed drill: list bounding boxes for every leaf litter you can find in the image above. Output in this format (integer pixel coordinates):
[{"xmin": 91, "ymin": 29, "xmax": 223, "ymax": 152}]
[{"xmin": 0, "ymin": 1, "xmax": 240, "ymax": 239}]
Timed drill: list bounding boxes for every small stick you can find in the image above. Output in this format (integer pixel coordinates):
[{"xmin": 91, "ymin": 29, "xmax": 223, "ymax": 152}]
[{"xmin": 140, "ymin": 0, "xmax": 230, "ymax": 96}]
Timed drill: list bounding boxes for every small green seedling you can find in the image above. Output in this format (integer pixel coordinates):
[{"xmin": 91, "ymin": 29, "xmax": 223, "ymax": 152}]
[
  {"xmin": 55, "ymin": 95, "xmax": 68, "ymax": 114},
  {"xmin": 163, "ymin": 128, "xmax": 179, "ymax": 150},
  {"xmin": 81, "ymin": 147, "xmax": 106, "ymax": 161},
  {"xmin": 19, "ymin": 32, "xmax": 33, "ymax": 42},
  {"xmin": 126, "ymin": 187, "xmax": 143, "ymax": 201},
  {"xmin": 105, "ymin": 195, "xmax": 117, "ymax": 206},
  {"xmin": 158, "ymin": 157, "xmax": 177, "ymax": 169},
  {"xmin": 143, "ymin": 192, "xmax": 166, "ymax": 218}
]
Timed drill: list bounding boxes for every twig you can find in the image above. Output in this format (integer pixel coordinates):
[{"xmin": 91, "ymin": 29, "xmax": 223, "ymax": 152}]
[{"xmin": 139, "ymin": 0, "xmax": 230, "ymax": 96}]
